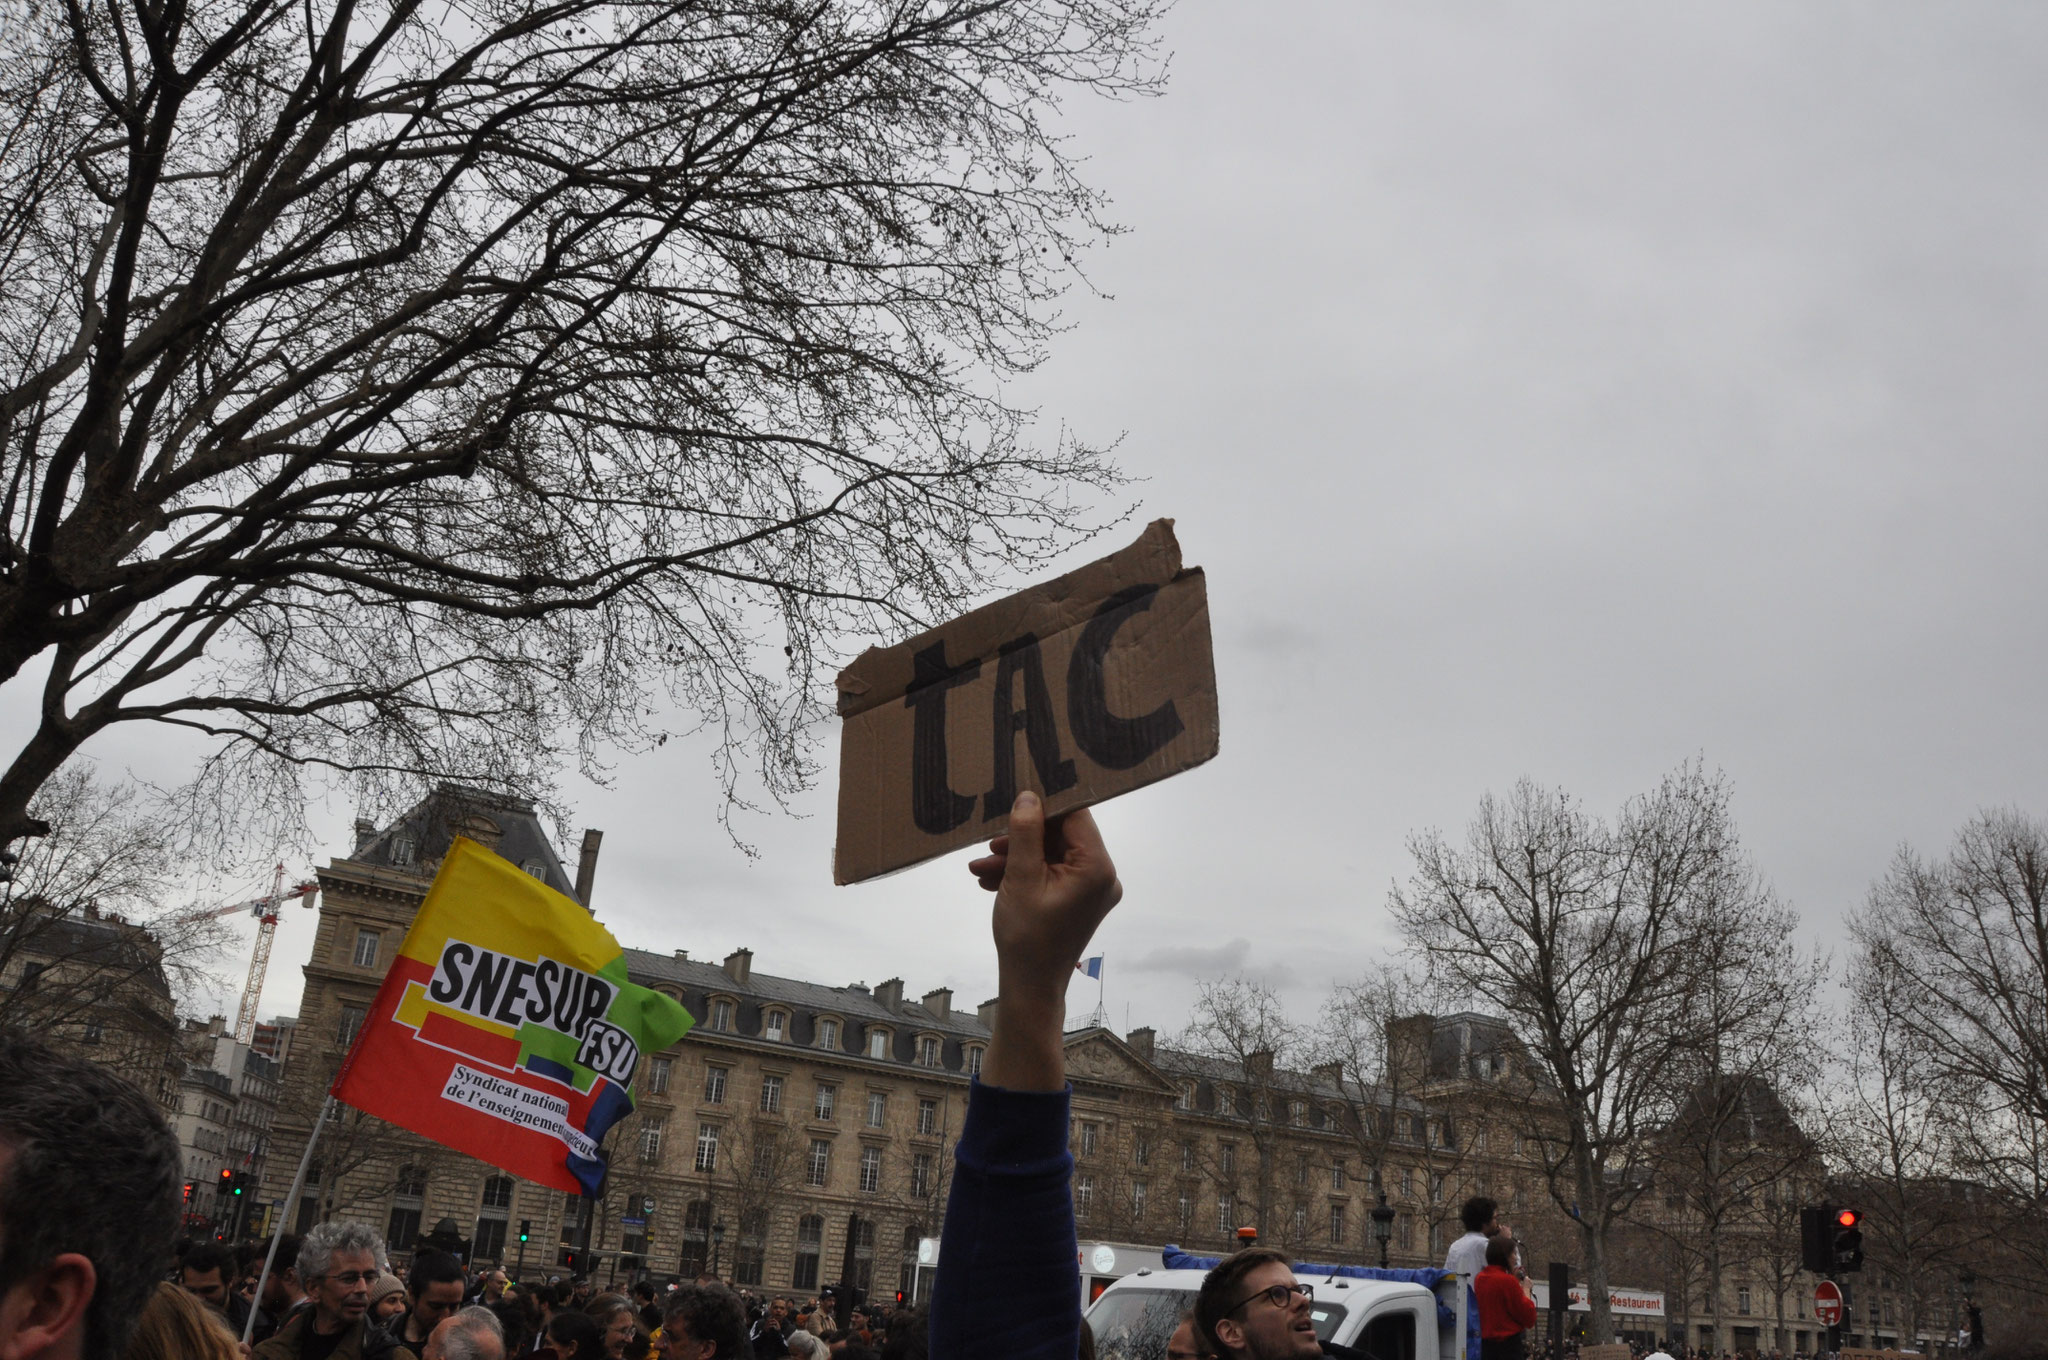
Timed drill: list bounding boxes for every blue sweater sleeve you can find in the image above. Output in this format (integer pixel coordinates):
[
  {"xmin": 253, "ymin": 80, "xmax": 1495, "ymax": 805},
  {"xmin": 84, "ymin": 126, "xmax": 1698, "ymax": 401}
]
[{"xmin": 928, "ymin": 1078, "xmax": 1078, "ymax": 1360}]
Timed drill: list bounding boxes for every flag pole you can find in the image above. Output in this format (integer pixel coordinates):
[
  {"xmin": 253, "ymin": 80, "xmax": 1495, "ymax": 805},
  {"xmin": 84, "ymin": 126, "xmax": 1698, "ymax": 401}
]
[{"xmin": 243, "ymin": 1095, "xmax": 335, "ymax": 1345}]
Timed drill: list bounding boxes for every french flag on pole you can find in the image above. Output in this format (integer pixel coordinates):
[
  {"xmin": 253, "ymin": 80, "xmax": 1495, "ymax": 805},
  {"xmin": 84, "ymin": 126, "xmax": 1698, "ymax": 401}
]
[{"xmin": 1075, "ymin": 955, "xmax": 1104, "ymax": 980}]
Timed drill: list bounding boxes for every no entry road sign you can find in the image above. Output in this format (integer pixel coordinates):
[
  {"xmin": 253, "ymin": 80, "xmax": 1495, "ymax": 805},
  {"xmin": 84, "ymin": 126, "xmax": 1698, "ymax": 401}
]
[{"xmin": 1815, "ymin": 1280, "xmax": 1845, "ymax": 1326}]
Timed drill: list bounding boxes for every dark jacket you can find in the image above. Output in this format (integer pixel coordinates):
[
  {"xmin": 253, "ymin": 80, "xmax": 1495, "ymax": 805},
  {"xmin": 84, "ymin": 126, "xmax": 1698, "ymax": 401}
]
[
  {"xmin": 251, "ymin": 1307, "xmax": 419, "ymax": 1360},
  {"xmin": 929, "ymin": 1079, "xmax": 1078, "ymax": 1360}
]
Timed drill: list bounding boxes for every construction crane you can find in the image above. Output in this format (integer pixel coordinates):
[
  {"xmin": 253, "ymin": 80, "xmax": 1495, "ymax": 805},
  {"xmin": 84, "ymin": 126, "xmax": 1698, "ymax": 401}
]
[{"xmin": 177, "ymin": 864, "xmax": 320, "ymax": 1044}]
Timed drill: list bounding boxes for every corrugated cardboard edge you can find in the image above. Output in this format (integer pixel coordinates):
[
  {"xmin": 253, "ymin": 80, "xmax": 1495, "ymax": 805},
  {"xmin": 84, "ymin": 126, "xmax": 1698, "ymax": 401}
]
[{"xmin": 834, "ymin": 518, "xmax": 1185, "ymax": 718}]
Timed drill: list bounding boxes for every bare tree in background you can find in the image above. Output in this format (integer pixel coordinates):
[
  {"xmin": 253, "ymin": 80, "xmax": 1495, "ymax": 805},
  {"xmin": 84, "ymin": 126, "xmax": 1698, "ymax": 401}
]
[
  {"xmin": 0, "ymin": 0, "xmax": 1168, "ymax": 853},
  {"xmin": 1392, "ymin": 762, "xmax": 1748, "ymax": 1343},
  {"xmin": 1647, "ymin": 872, "xmax": 1817, "ymax": 1355},
  {"xmin": 1312, "ymin": 965, "xmax": 1485, "ymax": 1260},
  {"xmin": 1852, "ymin": 814, "xmax": 2048, "ymax": 1291},
  {"xmin": 1172, "ymin": 977, "xmax": 1299, "ymax": 1245},
  {"xmin": 0, "ymin": 767, "xmax": 226, "ymax": 1036}
]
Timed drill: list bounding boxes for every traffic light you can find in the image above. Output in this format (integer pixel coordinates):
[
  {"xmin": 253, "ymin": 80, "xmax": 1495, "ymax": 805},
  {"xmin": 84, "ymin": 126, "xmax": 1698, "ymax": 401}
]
[
  {"xmin": 184, "ymin": 1181, "xmax": 196, "ymax": 1204},
  {"xmin": 218, "ymin": 1168, "xmax": 234, "ymax": 1196},
  {"xmin": 230, "ymin": 1172, "xmax": 245, "ymax": 1197},
  {"xmin": 1799, "ymin": 1205, "xmax": 1833, "ymax": 1274},
  {"xmin": 519, "ymin": 1219, "xmax": 531, "ymax": 1243},
  {"xmin": 1831, "ymin": 1207, "xmax": 1864, "ymax": 1272}
]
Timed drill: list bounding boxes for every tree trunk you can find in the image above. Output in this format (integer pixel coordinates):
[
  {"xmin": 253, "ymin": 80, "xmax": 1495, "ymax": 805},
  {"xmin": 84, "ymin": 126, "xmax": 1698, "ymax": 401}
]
[
  {"xmin": 1574, "ymin": 1145, "xmax": 1614, "ymax": 1343},
  {"xmin": 1706, "ymin": 1232, "xmax": 1724, "ymax": 1356}
]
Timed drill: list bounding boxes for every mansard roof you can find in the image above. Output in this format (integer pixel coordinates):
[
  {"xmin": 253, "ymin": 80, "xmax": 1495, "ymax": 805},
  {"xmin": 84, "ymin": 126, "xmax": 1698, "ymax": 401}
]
[{"xmin": 346, "ymin": 783, "xmax": 575, "ymax": 897}]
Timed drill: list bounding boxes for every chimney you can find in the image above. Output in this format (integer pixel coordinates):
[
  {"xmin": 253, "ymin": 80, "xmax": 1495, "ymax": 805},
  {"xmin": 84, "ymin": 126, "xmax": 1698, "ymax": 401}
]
[
  {"xmin": 673, "ymin": 949, "xmax": 690, "ymax": 964},
  {"xmin": 1246, "ymin": 1049, "xmax": 1275, "ymax": 1079},
  {"xmin": 874, "ymin": 978, "xmax": 904, "ymax": 1013},
  {"xmin": 353, "ymin": 818, "xmax": 377, "ymax": 852},
  {"xmin": 722, "ymin": 949, "xmax": 752, "ymax": 985},
  {"xmin": 977, "ymin": 997, "xmax": 999, "ymax": 1027},
  {"xmin": 920, "ymin": 987, "xmax": 952, "ymax": 1021},
  {"xmin": 574, "ymin": 829, "xmax": 604, "ymax": 906},
  {"xmin": 1126, "ymin": 1026, "xmax": 1155, "ymax": 1061},
  {"xmin": 1311, "ymin": 1060, "xmax": 1343, "ymax": 1087}
]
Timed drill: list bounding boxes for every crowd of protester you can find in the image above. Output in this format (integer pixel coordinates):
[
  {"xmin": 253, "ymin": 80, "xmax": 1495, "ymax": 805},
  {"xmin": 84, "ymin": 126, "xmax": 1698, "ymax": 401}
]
[{"xmin": 7, "ymin": 790, "xmax": 2018, "ymax": 1360}]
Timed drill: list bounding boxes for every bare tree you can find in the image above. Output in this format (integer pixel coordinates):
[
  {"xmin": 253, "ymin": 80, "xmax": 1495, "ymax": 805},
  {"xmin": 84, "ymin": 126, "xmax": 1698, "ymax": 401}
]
[
  {"xmin": 0, "ymin": 770, "xmax": 229, "ymax": 1115},
  {"xmin": 1853, "ymin": 809, "xmax": 2048, "ymax": 1295},
  {"xmin": 1648, "ymin": 874, "xmax": 1817, "ymax": 1354},
  {"xmin": 0, "ymin": 0, "xmax": 1168, "ymax": 852},
  {"xmin": 1171, "ymin": 977, "xmax": 1300, "ymax": 1245},
  {"xmin": 1391, "ymin": 762, "xmax": 1750, "ymax": 1343}
]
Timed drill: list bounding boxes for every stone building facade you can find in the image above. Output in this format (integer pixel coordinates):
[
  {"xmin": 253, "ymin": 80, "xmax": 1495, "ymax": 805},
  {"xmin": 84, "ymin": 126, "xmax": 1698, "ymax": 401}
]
[{"xmin": 174, "ymin": 1014, "xmax": 284, "ymax": 1238}]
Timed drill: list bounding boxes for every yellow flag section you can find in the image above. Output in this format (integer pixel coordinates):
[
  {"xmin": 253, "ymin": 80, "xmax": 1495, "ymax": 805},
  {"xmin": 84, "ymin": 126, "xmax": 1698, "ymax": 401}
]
[{"xmin": 331, "ymin": 837, "xmax": 692, "ymax": 1195}]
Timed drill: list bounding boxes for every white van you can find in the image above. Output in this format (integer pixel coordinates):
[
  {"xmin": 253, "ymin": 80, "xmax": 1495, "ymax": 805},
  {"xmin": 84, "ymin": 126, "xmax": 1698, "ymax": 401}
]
[{"xmin": 1086, "ymin": 1266, "xmax": 1468, "ymax": 1360}]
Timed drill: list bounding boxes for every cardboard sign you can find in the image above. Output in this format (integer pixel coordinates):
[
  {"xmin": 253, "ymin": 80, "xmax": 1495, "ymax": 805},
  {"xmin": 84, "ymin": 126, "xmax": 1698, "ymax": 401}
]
[{"xmin": 833, "ymin": 519, "xmax": 1218, "ymax": 884}]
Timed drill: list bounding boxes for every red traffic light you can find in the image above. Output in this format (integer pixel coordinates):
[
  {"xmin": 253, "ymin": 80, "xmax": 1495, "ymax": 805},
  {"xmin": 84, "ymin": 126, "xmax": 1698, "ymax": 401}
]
[
  {"xmin": 218, "ymin": 1168, "xmax": 234, "ymax": 1184},
  {"xmin": 1835, "ymin": 1208, "xmax": 1860, "ymax": 1229}
]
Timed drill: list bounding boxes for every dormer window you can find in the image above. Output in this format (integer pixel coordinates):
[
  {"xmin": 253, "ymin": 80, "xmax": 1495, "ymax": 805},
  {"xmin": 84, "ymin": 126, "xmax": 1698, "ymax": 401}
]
[
  {"xmin": 710, "ymin": 999, "xmax": 734, "ymax": 1032},
  {"xmin": 965, "ymin": 1045, "xmax": 984, "ymax": 1077},
  {"xmin": 915, "ymin": 1035, "xmax": 941, "ymax": 1067},
  {"xmin": 817, "ymin": 1018, "xmax": 841, "ymax": 1050},
  {"xmin": 390, "ymin": 835, "xmax": 416, "ymax": 866},
  {"xmin": 867, "ymin": 1028, "xmax": 890, "ymax": 1060},
  {"xmin": 764, "ymin": 1010, "xmax": 787, "ymax": 1042},
  {"xmin": 521, "ymin": 860, "xmax": 547, "ymax": 879}
]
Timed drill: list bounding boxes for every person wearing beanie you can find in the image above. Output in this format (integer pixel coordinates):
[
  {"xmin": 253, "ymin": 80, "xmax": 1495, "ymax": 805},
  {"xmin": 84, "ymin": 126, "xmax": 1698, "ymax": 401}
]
[{"xmin": 371, "ymin": 1275, "xmax": 410, "ymax": 1326}]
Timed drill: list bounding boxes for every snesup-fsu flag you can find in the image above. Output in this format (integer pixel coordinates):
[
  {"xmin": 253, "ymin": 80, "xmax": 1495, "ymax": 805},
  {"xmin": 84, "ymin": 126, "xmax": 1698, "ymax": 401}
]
[{"xmin": 332, "ymin": 837, "xmax": 692, "ymax": 1195}]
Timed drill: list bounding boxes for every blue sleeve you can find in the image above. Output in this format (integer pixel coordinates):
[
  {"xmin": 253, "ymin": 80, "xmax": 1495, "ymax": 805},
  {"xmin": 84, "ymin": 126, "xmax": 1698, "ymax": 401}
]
[{"xmin": 928, "ymin": 1077, "xmax": 1078, "ymax": 1360}]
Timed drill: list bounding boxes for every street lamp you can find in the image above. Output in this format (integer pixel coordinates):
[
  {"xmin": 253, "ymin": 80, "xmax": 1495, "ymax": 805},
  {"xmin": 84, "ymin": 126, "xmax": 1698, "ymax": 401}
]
[
  {"xmin": 711, "ymin": 1220, "xmax": 726, "ymax": 1278},
  {"xmin": 1370, "ymin": 1192, "xmax": 1396, "ymax": 1269}
]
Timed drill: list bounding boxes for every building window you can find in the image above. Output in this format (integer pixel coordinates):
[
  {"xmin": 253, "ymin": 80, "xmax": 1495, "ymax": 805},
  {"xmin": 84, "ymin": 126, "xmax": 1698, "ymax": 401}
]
[
  {"xmin": 752, "ymin": 1138, "xmax": 780, "ymax": 1178},
  {"xmin": 710, "ymin": 999, "xmax": 734, "ymax": 1032},
  {"xmin": 1176, "ymin": 1081, "xmax": 1193, "ymax": 1110},
  {"xmin": 639, "ymin": 1118, "xmax": 664, "ymax": 1161},
  {"xmin": 650, "ymin": 1057, "xmax": 671, "ymax": 1095},
  {"xmin": 388, "ymin": 1204, "xmax": 423, "ymax": 1251},
  {"xmin": 859, "ymin": 1146, "xmax": 882, "ymax": 1194},
  {"xmin": 760, "ymin": 1074, "xmax": 784, "ymax": 1114},
  {"xmin": 1177, "ymin": 1190, "xmax": 1193, "ymax": 1236},
  {"xmin": 336, "ymin": 1005, "xmax": 365, "ymax": 1046},
  {"xmin": 867, "ymin": 1092, "xmax": 887, "ymax": 1128},
  {"xmin": 818, "ymin": 1018, "xmax": 841, "ymax": 1049},
  {"xmin": 815, "ymin": 1083, "xmax": 836, "ymax": 1121},
  {"xmin": 81, "ymin": 1021, "xmax": 102, "ymax": 1045},
  {"xmin": 966, "ymin": 1046, "xmax": 983, "ymax": 1076},
  {"xmin": 868, "ymin": 1028, "xmax": 890, "ymax": 1060},
  {"xmin": 474, "ymin": 1216, "xmax": 507, "ymax": 1261},
  {"xmin": 1291, "ymin": 1100, "xmax": 1306, "ymax": 1126},
  {"xmin": 1217, "ymin": 1086, "xmax": 1235, "ymax": 1116},
  {"xmin": 793, "ymin": 1214, "xmax": 824, "ymax": 1289},
  {"xmin": 1330, "ymin": 1203, "xmax": 1346, "ymax": 1243},
  {"xmin": 1296, "ymin": 1159, "xmax": 1310, "ymax": 1188},
  {"xmin": 1080, "ymin": 1122, "xmax": 1099, "ymax": 1157},
  {"xmin": 733, "ymin": 1209, "xmax": 767, "ymax": 1287},
  {"xmin": 912, "ymin": 1151, "xmax": 935, "ymax": 1199},
  {"xmin": 1738, "ymin": 1288, "xmax": 1752, "ymax": 1316},
  {"xmin": 1133, "ymin": 1180, "xmax": 1148, "ymax": 1220},
  {"xmin": 1077, "ymin": 1174, "xmax": 1094, "ymax": 1221},
  {"xmin": 680, "ymin": 1201, "xmax": 712, "ymax": 1278},
  {"xmin": 1134, "ymin": 1134, "xmax": 1150, "ymax": 1167},
  {"xmin": 1180, "ymin": 1141, "xmax": 1195, "ymax": 1172},
  {"xmin": 521, "ymin": 859, "xmax": 547, "ymax": 878},
  {"xmin": 1397, "ymin": 1214, "xmax": 1414, "ymax": 1251},
  {"xmin": 481, "ymin": 1175, "xmax": 515, "ymax": 1209},
  {"xmin": 694, "ymin": 1123, "xmax": 718, "ymax": 1173},
  {"xmin": 1220, "ymin": 1144, "xmax": 1236, "ymax": 1178},
  {"xmin": 704, "ymin": 1066, "xmax": 727, "ymax": 1104},
  {"xmin": 807, "ymin": 1139, "xmax": 831, "ymax": 1187},
  {"xmin": 917, "ymin": 1098, "xmax": 939, "ymax": 1136},
  {"xmin": 1217, "ymin": 1195, "xmax": 1234, "ymax": 1234},
  {"xmin": 351, "ymin": 930, "xmax": 380, "ymax": 968},
  {"xmin": 916, "ymin": 1035, "xmax": 941, "ymax": 1067},
  {"xmin": 899, "ymin": 1225, "xmax": 921, "ymax": 1295},
  {"xmin": 852, "ymin": 1218, "xmax": 876, "ymax": 1293},
  {"xmin": 390, "ymin": 835, "xmax": 416, "ymax": 866},
  {"xmin": 765, "ymin": 1010, "xmax": 787, "ymax": 1042},
  {"xmin": 1293, "ymin": 1205, "xmax": 1308, "ymax": 1240},
  {"xmin": 1333, "ymin": 1163, "xmax": 1347, "ymax": 1191}
]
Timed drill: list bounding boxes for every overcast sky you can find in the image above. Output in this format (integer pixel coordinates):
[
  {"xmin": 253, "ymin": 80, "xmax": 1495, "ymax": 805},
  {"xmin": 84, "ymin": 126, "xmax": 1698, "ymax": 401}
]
[{"xmin": 31, "ymin": 3, "xmax": 2048, "ymax": 1041}]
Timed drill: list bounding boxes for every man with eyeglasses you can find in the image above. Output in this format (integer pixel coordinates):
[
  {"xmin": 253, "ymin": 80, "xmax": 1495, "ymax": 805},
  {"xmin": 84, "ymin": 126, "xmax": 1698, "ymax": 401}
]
[
  {"xmin": 401, "ymin": 1251, "xmax": 468, "ymax": 1353},
  {"xmin": 1194, "ymin": 1247, "xmax": 1366, "ymax": 1360},
  {"xmin": 253, "ymin": 1221, "xmax": 418, "ymax": 1360}
]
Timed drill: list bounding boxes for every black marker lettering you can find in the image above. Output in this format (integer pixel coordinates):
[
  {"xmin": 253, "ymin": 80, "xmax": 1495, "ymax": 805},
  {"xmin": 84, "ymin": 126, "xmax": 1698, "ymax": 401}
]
[
  {"xmin": 1066, "ymin": 584, "xmax": 1185, "ymax": 769},
  {"xmin": 983, "ymin": 633, "xmax": 1077, "ymax": 820},
  {"xmin": 904, "ymin": 641, "xmax": 981, "ymax": 835}
]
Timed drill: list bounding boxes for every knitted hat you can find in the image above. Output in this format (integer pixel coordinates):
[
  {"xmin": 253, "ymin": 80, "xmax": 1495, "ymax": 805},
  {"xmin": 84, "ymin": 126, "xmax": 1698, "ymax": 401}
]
[{"xmin": 369, "ymin": 1273, "xmax": 407, "ymax": 1309}]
